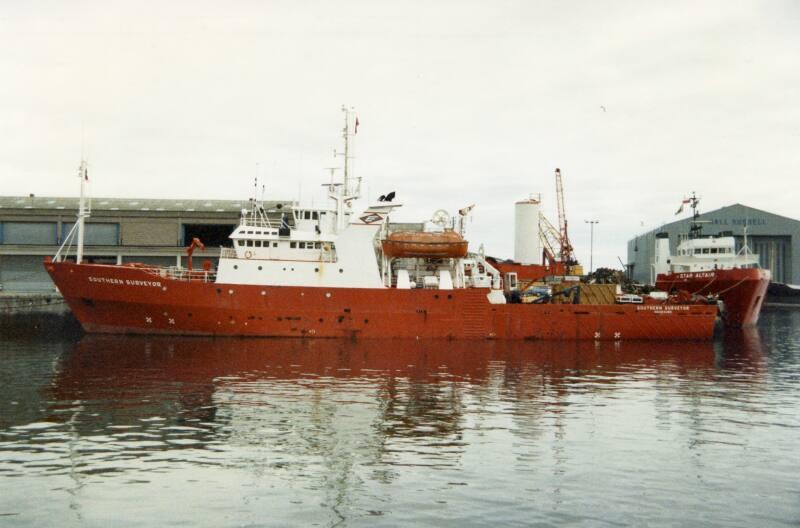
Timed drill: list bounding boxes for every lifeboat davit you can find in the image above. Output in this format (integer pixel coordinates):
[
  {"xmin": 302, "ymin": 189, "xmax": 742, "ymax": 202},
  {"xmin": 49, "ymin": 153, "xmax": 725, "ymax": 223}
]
[{"xmin": 381, "ymin": 230, "xmax": 468, "ymax": 259}]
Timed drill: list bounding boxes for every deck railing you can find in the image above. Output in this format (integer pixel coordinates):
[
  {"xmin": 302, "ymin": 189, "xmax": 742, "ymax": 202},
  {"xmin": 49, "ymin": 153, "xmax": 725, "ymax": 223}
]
[{"xmin": 139, "ymin": 266, "xmax": 217, "ymax": 283}]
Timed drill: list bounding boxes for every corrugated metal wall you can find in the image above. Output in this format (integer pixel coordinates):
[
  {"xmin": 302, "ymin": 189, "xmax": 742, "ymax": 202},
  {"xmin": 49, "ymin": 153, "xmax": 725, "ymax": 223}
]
[
  {"xmin": 0, "ymin": 255, "xmax": 53, "ymax": 291},
  {"xmin": 1, "ymin": 222, "xmax": 58, "ymax": 245},
  {"xmin": 61, "ymin": 223, "xmax": 120, "ymax": 245},
  {"xmin": 736, "ymin": 236, "xmax": 790, "ymax": 283}
]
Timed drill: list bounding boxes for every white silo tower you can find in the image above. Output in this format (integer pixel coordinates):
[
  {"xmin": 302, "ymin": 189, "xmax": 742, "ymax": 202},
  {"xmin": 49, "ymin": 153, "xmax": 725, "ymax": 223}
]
[{"xmin": 514, "ymin": 196, "xmax": 542, "ymax": 264}]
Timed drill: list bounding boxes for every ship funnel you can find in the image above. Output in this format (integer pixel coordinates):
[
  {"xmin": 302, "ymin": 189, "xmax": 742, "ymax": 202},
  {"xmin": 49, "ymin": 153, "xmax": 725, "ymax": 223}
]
[{"xmin": 653, "ymin": 232, "xmax": 671, "ymax": 281}]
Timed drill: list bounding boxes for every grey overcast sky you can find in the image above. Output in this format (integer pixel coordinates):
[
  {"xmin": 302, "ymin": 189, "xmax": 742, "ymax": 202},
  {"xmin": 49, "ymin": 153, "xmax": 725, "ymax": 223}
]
[{"xmin": 1, "ymin": 0, "xmax": 798, "ymax": 268}]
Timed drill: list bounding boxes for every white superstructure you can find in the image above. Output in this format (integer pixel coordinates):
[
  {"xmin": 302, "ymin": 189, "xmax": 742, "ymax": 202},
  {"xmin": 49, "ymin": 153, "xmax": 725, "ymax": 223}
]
[
  {"xmin": 213, "ymin": 106, "xmax": 504, "ymax": 299},
  {"xmin": 651, "ymin": 193, "xmax": 761, "ymax": 281}
]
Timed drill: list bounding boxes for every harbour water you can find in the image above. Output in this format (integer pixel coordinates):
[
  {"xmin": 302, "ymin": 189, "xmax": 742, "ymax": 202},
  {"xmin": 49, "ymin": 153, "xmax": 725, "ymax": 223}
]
[{"xmin": 1, "ymin": 310, "xmax": 798, "ymax": 527}]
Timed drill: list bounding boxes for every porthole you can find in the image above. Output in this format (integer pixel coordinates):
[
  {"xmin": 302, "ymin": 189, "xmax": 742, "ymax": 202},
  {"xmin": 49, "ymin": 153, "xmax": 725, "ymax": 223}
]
[
  {"xmin": 339, "ymin": 268, "xmax": 343, "ymax": 273},
  {"xmin": 233, "ymin": 265, "xmax": 238, "ymax": 270},
  {"xmin": 258, "ymin": 266, "xmax": 263, "ymax": 271}
]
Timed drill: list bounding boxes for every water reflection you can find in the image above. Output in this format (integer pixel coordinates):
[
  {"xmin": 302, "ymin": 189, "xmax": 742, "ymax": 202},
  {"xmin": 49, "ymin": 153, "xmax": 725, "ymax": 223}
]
[
  {"xmin": 1, "ymin": 322, "xmax": 795, "ymax": 527},
  {"xmin": 46, "ymin": 337, "xmax": 726, "ymax": 442}
]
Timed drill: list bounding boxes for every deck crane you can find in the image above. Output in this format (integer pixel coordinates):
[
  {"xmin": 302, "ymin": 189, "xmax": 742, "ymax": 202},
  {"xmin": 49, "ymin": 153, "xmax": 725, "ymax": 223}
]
[
  {"xmin": 538, "ymin": 212, "xmax": 562, "ymax": 268},
  {"xmin": 554, "ymin": 168, "xmax": 578, "ymax": 270}
]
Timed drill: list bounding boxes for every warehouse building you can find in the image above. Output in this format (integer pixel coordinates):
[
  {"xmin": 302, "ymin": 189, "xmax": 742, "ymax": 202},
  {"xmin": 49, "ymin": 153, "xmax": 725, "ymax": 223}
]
[
  {"xmin": 627, "ymin": 204, "xmax": 799, "ymax": 285},
  {"xmin": 0, "ymin": 195, "xmax": 256, "ymax": 292}
]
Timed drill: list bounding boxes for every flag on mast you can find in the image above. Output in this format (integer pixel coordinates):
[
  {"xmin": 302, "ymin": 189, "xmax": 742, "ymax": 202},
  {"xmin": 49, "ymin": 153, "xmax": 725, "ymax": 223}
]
[
  {"xmin": 354, "ymin": 117, "xmax": 360, "ymax": 134},
  {"xmin": 675, "ymin": 197, "xmax": 691, "ymax": 215}
]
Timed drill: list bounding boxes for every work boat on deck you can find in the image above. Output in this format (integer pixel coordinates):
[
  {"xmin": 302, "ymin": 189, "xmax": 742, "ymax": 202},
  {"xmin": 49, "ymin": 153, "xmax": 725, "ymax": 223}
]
[
  {"xmin": 45, "ymin": 109, "xmax": 718, "ymax": 340},
  {"xmin": 653, "ymin": 193, "xmax": 770, "ymax": 327}
]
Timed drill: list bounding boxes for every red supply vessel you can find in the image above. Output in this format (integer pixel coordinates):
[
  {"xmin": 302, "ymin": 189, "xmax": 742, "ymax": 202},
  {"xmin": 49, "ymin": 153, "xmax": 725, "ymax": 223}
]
[
  {"xmin": 653, "ymin": 193, "xmax": 770, "ymax": 327},
  {"xmin": 46, "ymin": 110, "xmax": 718, "ymax": 340}
]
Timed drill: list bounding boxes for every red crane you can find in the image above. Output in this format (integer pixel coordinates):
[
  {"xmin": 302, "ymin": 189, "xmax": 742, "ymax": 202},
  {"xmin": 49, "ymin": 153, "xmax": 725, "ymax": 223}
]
[{"xmin": 554, "ymin": 168, "xmax": 577, "ymax": 267}]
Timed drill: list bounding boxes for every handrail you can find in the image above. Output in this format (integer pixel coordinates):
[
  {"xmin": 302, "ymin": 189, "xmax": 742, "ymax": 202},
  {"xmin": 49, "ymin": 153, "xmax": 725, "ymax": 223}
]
[{"xmin": 137, "ymin": 265, "xmax": 217, "ymax": 283}]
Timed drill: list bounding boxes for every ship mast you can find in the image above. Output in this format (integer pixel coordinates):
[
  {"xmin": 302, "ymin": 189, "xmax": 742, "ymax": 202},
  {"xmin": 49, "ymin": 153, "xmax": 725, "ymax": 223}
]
[
  {"xmin": 76, "ymin": 160, "xmax": 88, "ymax": 264},
  {"xmin": 328, "ymin": 105, "xmax": 361, "ymax": 233},
  {"xmin": 688, "ymin": 192, "xmax": 702, "ymax": 239}
]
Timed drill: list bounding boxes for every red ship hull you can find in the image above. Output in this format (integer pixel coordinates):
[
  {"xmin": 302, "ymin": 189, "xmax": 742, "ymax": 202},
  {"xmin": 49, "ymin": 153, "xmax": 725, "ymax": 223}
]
[
  {"xmin": 46, "ymin": 261, "xmax": 718, "ymax": 340},
  {"xmin": 655, "ymin": 268, "xmax": 770, "ymax": 327}
]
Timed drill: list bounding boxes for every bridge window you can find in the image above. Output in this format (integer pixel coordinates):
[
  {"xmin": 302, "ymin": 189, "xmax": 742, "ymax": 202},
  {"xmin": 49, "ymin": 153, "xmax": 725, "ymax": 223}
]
[
  {"xmin": 312, "ymin": 212, "xmax": 319, "ymax": 220},
  {"xmin": 290, "ymin": 242, "xmax": 296, "ymax": 248},
  {"xmin": 237, "ymin": 240, "xmax": 244, "ymax": 247}
]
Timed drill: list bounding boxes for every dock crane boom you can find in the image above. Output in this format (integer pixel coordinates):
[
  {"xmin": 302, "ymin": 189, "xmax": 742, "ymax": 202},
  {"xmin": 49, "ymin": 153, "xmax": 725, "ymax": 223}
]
[{"xmin": 554, "ymin": 168, "xmax": 577, "ymax": 267}]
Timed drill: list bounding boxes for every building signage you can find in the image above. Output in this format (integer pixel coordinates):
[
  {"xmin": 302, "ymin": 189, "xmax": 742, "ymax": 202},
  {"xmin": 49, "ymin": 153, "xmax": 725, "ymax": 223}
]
[{"xmin": 710, "ymin": 217, "xmax": 767, "ymax": 226}]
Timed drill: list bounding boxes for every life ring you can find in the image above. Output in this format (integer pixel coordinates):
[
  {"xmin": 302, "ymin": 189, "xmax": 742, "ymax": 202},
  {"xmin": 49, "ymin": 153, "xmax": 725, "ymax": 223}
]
[{"xmin": 244, "ymin": 250, "xmax": 254, "ymax": 259}]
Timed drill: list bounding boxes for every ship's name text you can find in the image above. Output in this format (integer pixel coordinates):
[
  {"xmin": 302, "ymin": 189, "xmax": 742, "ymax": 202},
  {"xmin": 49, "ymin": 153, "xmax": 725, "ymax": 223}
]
[
  {"xmin": 636, "ymin": 305, "xmax": 691, "ymax": 311},
  {"xmin": 676, "ymin": 272, "xmax": 715, "ymax": 279},
  {"xmin": 88, "ymin": 276, "xmax": 162, "ymax": 287}
]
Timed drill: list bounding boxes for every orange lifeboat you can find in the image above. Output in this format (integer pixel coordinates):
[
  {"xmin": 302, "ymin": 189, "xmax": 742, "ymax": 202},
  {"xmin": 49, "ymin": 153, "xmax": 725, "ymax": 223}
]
[{"xmin": 381, "ymin": 230, "xmax": 468, "ymax": 258}]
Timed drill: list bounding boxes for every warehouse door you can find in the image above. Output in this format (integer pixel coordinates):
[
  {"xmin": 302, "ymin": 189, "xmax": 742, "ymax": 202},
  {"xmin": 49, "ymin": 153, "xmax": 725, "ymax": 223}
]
[
  {"xmin": 61, "ymin": 223, "xmax": 119, "ymax": 245},
  {"xmin": 181, "ymin": 224, "xmax": 236, "ymax": 247},
  {"xmin": 736, "ymin": 235, "xmax": 790, "ymax": 283},
  {"xmin": 1, "ymin": 222, "xmax": 57, "ymax": 245},
  {"xmin": 0, "ymin": 255, "xmax": 54, "ymax": 292}
]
